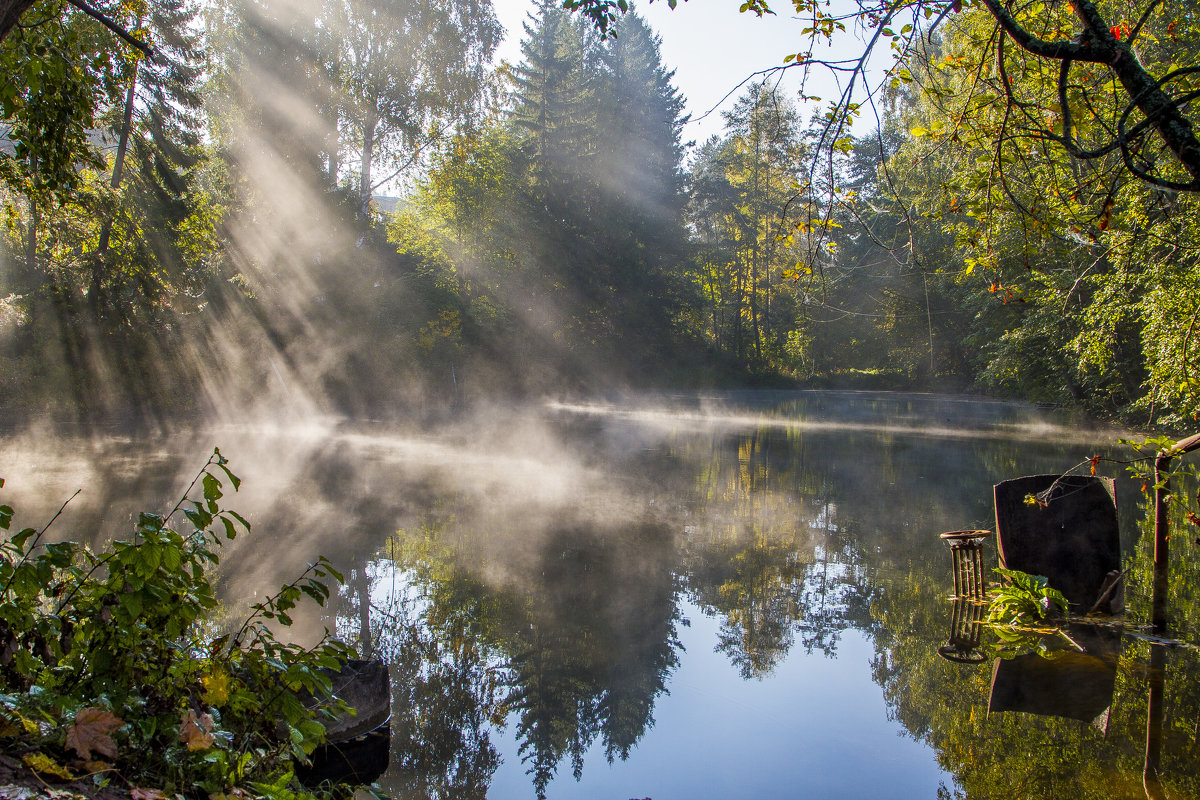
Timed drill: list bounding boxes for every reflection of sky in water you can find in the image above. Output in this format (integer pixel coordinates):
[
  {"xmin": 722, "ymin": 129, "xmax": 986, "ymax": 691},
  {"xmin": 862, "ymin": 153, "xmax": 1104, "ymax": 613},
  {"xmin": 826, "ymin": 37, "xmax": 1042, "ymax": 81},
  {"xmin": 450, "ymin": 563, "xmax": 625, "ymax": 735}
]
[
  {"xmin": 488, "ymin": 602, "xmax": 948, "ymax": 799},
  {"xmin": 3, "ymin": 391, "xmax": 1193, "ymax": 799}
]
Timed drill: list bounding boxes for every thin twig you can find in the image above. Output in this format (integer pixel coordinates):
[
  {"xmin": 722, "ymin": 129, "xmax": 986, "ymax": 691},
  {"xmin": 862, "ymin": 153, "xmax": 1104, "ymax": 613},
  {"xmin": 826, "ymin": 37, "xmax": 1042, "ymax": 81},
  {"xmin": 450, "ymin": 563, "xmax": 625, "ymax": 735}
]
[{"xmin": 0, "ymin": 488, "xmax": 81, "ymax": 596}]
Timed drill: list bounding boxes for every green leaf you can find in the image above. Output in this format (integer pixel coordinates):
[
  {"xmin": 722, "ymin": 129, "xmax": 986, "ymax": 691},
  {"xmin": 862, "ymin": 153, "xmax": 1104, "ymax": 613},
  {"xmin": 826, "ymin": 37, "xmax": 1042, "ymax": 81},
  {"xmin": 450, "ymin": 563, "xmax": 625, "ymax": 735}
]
[
  {"xmin": 118, "ymin": 592, "xmax": 143, "ymax": 619},
  {"xmin": 12, "ymin": 528, "xmax": 37, "ymax": 549},
  {"xmin": 226, "ymin": 510, "xmax": 251, "ymax": 534},
  {"xmin": 184, "ymin": 504, "xmax": 212, "ymax": 530},
  {"xmin": 137, "ymin": 513, "xmax": 164, "ymax": 534},
  {"xmin": 215, "ymin": 463, "xmax": 241, "ymax": 491},
  {"xmin": 202, "ymin": 473, "xmax": 222, "ymax": 503}
]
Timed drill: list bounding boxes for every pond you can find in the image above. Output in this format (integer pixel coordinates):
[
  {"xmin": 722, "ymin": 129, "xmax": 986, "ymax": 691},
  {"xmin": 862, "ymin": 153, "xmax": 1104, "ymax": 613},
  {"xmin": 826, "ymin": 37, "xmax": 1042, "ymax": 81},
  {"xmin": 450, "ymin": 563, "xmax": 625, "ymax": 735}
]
[{"xmin": 3, "ymin": 391, "xmax": 1199, "ymax": 799}]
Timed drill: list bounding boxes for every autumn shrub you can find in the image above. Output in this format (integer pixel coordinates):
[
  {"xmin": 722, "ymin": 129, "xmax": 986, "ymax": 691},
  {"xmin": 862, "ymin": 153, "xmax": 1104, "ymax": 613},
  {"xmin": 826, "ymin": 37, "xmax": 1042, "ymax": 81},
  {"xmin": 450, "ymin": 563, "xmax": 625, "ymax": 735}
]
[{"xmin": 0, "ymin": 449, "xmax": 364, "ymax": 799}]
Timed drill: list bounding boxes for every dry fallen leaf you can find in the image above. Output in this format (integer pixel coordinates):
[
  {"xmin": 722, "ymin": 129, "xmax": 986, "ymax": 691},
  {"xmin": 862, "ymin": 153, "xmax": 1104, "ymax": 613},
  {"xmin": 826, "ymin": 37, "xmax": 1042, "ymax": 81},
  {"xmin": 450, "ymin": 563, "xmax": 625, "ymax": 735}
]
[
  {"xmin": 131, "ymin": 788, "xmax": 171, "ymax": 800},
  {"xmin": 22, "ymin": 752, "xmax": 76, "ymax": 781},
  {"xmin": 179, "ymin": 709, "xmax": 216, "ymax": 751},
  {"xmin": 76, "ymin": 760, "xmax": 113, "ymax": 775},
  {"xmin": 65, "ymin": 708, "xmax": 124, "ymax": 761}
]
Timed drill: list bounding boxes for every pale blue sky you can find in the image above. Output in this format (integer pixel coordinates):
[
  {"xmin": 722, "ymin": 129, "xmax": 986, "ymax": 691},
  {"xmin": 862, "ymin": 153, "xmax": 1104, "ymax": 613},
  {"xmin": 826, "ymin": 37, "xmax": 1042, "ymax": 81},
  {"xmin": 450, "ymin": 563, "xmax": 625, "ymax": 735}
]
[{"xmin": 489, "ymin": 0, "xmax": 869, "ymax": 152}]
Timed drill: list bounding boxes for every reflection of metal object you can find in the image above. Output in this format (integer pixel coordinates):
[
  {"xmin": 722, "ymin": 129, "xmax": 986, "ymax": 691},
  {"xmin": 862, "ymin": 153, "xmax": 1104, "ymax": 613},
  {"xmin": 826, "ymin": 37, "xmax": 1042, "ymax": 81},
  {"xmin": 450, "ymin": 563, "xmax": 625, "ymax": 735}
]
[
  {"xmin": 938, "ymin": 597, "xmax": 988, "ymax": 663},
  {"xmin": 1144, "ymin": 642, "xmax": 1167, "ymax": 800},
  {"xmin": 320, "ymin": 658, "xmax": 392, "ymax": 740},
  {"xmin": 299, "ymin": 724, "xmax": 392, "ymax": 787},
  {"xmin": 940, "ymin": 529, "xmax": 993, "ymax": 600}
]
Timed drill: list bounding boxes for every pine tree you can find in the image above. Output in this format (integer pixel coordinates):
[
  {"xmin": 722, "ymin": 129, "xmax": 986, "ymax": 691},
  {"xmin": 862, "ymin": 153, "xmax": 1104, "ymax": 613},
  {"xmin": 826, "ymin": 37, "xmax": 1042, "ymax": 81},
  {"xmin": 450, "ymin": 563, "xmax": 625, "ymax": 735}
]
[{"xmin": 510, "ymin": 0, "xmax": 599, "ymax": 214}]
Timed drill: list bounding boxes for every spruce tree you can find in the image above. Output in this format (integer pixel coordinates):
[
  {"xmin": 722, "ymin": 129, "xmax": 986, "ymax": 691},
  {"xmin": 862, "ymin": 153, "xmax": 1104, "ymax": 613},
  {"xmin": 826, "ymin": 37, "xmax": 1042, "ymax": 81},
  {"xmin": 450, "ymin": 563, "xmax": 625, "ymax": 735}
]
[{"xmin": 592, "ymin": 12, "xmax": 688, "ymax": 357}]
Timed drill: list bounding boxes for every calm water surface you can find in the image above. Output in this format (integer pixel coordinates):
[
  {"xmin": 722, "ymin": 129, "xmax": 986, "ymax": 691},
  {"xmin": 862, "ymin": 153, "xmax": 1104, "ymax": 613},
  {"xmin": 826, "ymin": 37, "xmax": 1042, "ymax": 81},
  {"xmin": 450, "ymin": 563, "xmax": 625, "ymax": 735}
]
[{"xmin": 3, "ymin": 391, "xmax": 1198, "ymax": 799}]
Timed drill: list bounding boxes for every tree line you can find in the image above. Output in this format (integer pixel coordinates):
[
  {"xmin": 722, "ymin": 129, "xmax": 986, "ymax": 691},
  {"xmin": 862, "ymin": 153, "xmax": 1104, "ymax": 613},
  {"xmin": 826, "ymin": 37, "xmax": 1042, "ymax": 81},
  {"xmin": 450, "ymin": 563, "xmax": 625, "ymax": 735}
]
[{"xmin": 0, "ymin": 0, "xmax": 1197, "ymax": 426}]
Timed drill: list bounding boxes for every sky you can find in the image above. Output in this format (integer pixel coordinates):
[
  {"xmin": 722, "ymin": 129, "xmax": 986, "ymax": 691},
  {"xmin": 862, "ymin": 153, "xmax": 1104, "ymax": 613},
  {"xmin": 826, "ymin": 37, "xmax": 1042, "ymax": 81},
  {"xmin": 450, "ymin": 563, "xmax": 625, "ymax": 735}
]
[{"xmin": 488, "ymin": 0, "xmax": 873, "ymax": 151}]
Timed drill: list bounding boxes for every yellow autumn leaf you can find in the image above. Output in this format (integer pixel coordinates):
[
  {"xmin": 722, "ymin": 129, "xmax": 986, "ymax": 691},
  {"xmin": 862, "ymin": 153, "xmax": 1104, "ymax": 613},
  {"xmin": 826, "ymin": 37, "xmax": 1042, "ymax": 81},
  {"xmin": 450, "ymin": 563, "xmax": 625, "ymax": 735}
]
[
  {"xmin": 0, "ymin": 707, "xmax": 40, "ymax": 735},
  {"xmin": 202, "ymin": 670, "xmax": 230, "ymax": 707},
  {"xmin": 23, "ymin": 752, "xmax": 76, "ymax": 781}
]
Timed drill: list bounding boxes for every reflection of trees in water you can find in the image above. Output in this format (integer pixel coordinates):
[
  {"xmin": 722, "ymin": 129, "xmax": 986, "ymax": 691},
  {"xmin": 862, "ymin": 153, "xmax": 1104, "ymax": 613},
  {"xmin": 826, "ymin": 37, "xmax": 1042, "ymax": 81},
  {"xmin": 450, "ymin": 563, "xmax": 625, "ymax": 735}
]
[
  {"xmin": 497, "ymin": 521, "xmax": 685, "ymax": 798},
  {"xmin": 66, "ymin": 396, "xmax": 1149, "ymax": 797},
  {"xmin": 330, "ymin": 554, "xmax": 508, "ymax": 800},
  {"xmin": 13, "ymin": 396, "xmax": 1189, "ymax": 796},
  {"xmin": 353, "ymin": 514, "xmax": 683, "ymax": 800},
  {"xmin": 677, "ymin": 425, "xmax": 896, "ymax": 674},
  {"xmin": 374, "ymin": 606, "xmax": 506, "ymax": 800},
  {"xmin": 864, "ymin": 552, "xmax": 1200, "ymax": 798}
]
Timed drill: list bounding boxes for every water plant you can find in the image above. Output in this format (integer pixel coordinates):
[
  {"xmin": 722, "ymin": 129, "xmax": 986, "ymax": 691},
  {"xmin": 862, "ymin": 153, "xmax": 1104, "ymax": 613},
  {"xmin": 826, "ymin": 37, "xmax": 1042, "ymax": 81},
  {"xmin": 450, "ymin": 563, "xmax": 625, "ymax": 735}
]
[
  {"xmin": 0, "ymin": 449, "xmax": 364, "ymax": 799},
  {"xmin": 986, "ymin": 568, "xmax": 1069, "ymax": 627}
]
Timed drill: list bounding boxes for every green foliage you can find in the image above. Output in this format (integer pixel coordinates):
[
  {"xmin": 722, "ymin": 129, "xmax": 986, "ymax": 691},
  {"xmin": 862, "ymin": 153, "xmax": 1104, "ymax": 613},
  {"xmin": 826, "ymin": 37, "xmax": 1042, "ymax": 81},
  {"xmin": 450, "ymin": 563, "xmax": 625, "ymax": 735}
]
[
  {"xmin": 0, "ymin": 1, "xmax": 133, "ymax": 198},
  {"xmin": 875, "ymin": 2, "xmax": 1200, "ymax": 421},
  {"xmin": 986, "ymin": 568, "xmax": 1069, "ymax": 626},
  {"xmin": 380, "ymin": 4, "xmax": 699, "ymax": 394},
  {"xmin": 684, "ymin": 84, "xmax": 810, "ymax": 373},
  {"xmin": 0, "ymin": 450, "xmax": 359, "ymax": 798}
]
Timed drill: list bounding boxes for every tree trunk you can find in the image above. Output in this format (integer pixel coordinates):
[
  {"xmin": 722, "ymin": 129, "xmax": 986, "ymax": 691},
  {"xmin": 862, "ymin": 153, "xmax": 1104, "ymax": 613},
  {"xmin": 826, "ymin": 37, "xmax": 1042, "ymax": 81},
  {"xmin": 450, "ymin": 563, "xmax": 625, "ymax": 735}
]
[
  {"xmin": 327, "ymin": 105, "xmax": 341, "ymax": 189},
  {"xmin": 96, "ymin": 66, "xmax": 137, "ymax": 261},
  {"xmin": 324, "ymin": 48, "xmax": 342, "ymax": 189},
  {"xmin": 25, "ymin": 192, "xmax": 36, "ymax": 274},
  {"xmin": 0, "ymin": 0, "xmax": 38, "ymax": 43},
  {"xmin": 358, "ymin": 102, "xmax": 378, "ymax": 217}
]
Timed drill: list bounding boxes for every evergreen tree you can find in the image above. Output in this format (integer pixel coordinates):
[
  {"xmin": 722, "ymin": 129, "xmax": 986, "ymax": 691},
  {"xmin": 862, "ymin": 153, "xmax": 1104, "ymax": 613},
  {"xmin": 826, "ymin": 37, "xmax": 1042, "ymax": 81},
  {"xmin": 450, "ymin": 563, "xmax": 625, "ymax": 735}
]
[
  {"xmin": 94, "ymin": 0, "xmax": 206, "ymax": 307},
  {"xmin": 509, "ymin": 0, "xmax": 598, "ymax": 213},
  {"xmin": 507, "ymin": 0, "xmax": 605, "ymax": 362},
  {"xmin": 507, "ymin": 4, "xmax": 693, "ymax": 374},
  {"xmin": 590, "ymin": 12, "xmax": 689, "ymax": 359}
]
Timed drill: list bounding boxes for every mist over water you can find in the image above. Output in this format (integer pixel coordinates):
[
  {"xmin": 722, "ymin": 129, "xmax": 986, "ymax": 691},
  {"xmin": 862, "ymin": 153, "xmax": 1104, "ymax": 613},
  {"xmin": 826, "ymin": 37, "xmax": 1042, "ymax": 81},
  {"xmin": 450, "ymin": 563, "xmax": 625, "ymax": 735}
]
[
  {"xmin": 5, "ymin": 391, "xmax": 1189, "ymax": 798},
  {"xmin": 0, "ymin": 9, "xmax": 1185, "ymax": 797}
]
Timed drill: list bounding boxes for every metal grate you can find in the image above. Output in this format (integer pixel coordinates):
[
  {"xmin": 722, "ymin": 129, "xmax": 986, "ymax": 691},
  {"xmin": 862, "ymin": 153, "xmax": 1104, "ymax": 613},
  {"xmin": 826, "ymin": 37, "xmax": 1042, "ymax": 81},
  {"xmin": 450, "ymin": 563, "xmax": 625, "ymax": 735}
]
[{"xmin": 940, "ymin": 529, "xmax": 993, "ymax": 600}]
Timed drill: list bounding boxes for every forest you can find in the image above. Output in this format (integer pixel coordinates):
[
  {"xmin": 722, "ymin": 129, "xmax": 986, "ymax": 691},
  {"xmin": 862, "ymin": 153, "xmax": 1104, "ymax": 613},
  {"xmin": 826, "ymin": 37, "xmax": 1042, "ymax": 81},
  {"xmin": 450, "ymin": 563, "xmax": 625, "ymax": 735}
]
[
  {"xmin": 4, "ymin": 3, "xmax": 1200, "ymax": 796},
  {"xmin": 0, "ymin": 0, "xmax": 1197, "ymax": 428}
]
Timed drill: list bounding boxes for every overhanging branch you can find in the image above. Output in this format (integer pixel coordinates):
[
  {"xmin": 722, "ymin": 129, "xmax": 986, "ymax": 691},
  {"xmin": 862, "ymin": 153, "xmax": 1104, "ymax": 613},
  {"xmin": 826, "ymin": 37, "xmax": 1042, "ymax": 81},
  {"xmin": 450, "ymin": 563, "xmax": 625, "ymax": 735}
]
[{"xmin": 64, "ymin": 0, "xmax": 154, "ymax": 59}]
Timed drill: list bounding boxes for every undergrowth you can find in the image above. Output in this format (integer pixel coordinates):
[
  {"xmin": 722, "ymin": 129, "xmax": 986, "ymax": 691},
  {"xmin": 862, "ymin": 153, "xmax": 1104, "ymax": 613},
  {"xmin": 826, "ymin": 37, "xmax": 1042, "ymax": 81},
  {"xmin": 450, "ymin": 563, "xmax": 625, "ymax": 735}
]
[{"xmin": 0, "ymin": 449, "xmax": 370, "ymax": 799}]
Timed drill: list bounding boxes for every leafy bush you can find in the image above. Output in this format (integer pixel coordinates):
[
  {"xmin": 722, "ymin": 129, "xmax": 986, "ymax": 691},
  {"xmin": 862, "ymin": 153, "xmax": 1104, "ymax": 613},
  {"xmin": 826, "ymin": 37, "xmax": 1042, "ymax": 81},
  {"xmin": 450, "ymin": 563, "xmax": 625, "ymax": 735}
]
[{"xmin": 0, "ymin": 449, "xmax": 361, "ymax": 799}]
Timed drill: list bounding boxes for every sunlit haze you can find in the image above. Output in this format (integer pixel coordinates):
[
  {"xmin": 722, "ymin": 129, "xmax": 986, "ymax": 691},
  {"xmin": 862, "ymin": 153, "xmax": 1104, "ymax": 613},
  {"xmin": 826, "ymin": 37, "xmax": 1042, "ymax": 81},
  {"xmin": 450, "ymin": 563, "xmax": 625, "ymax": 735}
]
[{"xmin": 490, "ymin": 0, "xmax": 869, "ymax": 146}]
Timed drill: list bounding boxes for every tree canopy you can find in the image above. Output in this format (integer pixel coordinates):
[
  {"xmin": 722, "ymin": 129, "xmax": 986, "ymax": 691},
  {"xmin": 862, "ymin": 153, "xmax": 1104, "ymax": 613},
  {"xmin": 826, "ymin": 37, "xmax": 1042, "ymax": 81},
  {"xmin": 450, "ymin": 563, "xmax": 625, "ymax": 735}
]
[{"xmin": 567, "ymin": 0, "xmax": 1200, "ymax": 190}]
